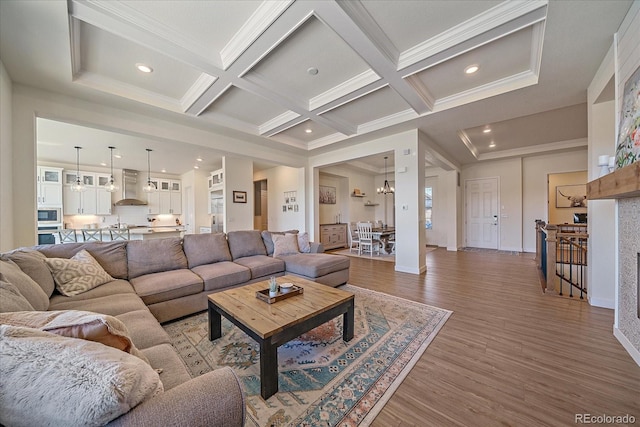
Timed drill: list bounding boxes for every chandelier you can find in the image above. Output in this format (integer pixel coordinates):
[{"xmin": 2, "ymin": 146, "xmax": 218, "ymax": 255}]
[{"xmin": 377, "ymin": 156, "xmax": 394, "ymax": 194}]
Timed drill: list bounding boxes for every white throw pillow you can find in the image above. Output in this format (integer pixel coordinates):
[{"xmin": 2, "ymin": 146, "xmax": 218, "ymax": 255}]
[
  {"xmin": 0, "ymin": 310, "xmax": 149, "ymax": 364},
  {"xmin": 272, "ymin": 233, "xmax": 300, "ymax": 257},
  {"xmin": 297, "ymin": 232, "xmax": 311, "ymax": 253},
  {"xmin": 0, "ymin": 325, "xmax": 163, "ymax": 427},
  {"xmin": 45, "ymin": 249, "xmax": 114, "ymax": 296}
]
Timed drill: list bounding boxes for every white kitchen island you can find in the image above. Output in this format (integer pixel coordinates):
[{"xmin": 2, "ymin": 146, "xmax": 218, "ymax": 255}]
[{"xmin": 43, "ymin": 226, "xmax": 185, "ymax": 243}]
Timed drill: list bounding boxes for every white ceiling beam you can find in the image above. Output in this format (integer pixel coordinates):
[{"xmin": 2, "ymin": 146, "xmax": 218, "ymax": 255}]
[{"xmin": 314, "ymin": 1, "xmax": 432, "ymax": 115}]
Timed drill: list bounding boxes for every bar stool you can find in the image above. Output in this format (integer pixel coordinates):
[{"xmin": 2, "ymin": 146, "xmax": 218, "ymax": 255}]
[
  {"xmin": 58, "ymin": 229, "xmax": 77, "ymax": 243},
  {"xmin": 82, "ymin": 229, "xmax": 102, "ymax": 242},
  {"xmin": 109, "ymin": 228, "xmax": 130, "ymax": 241}
]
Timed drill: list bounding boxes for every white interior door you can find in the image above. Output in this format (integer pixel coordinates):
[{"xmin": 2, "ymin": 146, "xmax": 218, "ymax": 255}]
[{"xmin": 465, "ymin": 178, "xmax": 498, "ymax": 249}]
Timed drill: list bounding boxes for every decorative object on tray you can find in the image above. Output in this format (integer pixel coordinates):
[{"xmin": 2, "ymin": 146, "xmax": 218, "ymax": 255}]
[{"xmin": 256, "ymin": 283, "xmax": 303, "ymax": 304}]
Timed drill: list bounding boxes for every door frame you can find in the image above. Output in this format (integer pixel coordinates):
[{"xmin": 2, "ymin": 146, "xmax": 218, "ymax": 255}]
[{"xmin": 464, "ymin": 176, "xmax": 500, "ymax": 249}]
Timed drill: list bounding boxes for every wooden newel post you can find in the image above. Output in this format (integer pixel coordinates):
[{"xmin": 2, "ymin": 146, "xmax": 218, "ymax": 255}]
[
  {"xmin": 544, "ymin": 224, "xmax": 557, "ymax": 294},
  {"xmin": 535, "ymin": 220, "xmax": 545, "ymax": 269}
]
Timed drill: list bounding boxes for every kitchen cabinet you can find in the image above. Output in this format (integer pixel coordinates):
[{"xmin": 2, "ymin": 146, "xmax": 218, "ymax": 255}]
[
  {"xmin": 147, "ymin": 178, "xmax": 181, "ymax": 214},
  {"xmin": 96, "ymin": 174, "xmax": 113, "ymax": 215},
  {"xmin": 320, "ymin": 223, "xmax": 347, "ymax": 250},
  {"xmin": 63, "ymin": 171, "xmax": 103, "ymax": 215},
  {"xmin": 208, "ymin": 169, "xmax": 223, "ymax": 190},
  {"xmin": 37, "ymin": 166, "xmax": 63, "ymax": 207}
]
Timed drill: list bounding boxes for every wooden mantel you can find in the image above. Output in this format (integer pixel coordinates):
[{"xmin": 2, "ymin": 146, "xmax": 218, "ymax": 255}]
[{"xmin": 587, "ymin": 162, "xmax": 640, "ymax": 200}]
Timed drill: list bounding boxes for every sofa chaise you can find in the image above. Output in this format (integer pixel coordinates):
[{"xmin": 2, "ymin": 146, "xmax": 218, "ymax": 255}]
[{"xmin": 0, "ymin": 229, "xmax": 349, "ymax": 426}]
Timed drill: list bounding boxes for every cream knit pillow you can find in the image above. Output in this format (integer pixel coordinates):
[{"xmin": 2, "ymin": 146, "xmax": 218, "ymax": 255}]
[
  {"xmin": 0, "ymin": 325, "xmax": 163, "ymax": 427},
  {"xmin": 272, "ymin": 233, "xmax": 300, "ymax": 257},
  {"xmin": 45, "ymin": 249, "xmax": 114, "ymax": 296}
]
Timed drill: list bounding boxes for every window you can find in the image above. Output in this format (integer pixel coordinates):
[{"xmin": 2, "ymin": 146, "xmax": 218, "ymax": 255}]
[{"xmin": 425, "ymin": 187, "xmax": 433, "ymax": 229}]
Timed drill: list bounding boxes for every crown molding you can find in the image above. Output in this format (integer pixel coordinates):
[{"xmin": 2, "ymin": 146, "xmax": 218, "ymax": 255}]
[
  {"xmin": 309, "ymin": 69, "xmax": 380, "ymax": 111},
  {"xmin": 457, "ymin": 130, "xmax": 479, "ymax": 160},
  {"xmin": 477, "ymin": 138, "xmax": 587, "ymax": 161},
  {"xmin": 220, "ymin": 0, "xmax": 293, "ymax": 70},
  {"xmin": 69, "ymin": 0, "xmax": 224, "ymax": 73},
  {"xmin": 357, "ymin": 109, "xmax": 418, "ymax": 135},
  {"xmin": 259, "ymin": 111, "xmax": 302, "ymax": 136},
  {"xmin": 434, "ymin": 70, "xmax": 539, "ymax": 113},
  {"xmin": 397, "ymin": 0, "xmax": 547, "ymax": 70},
  {"xmin": 306, "ymin": 133, "xmax": 347, "ymax": 150},
  {"xmin": 73, "ymin": 71, "xmax": 183, "ymax": 113},
  {"xmin": 180, "ymin": 73, "xmax": 218, "ymax": 113},
  {"xmin": 404, "ymin": 75, "xmax": 436, "ymax": 110},
  {"xmin": 69, "ymin": 17, "xmax": 82, "ymax": 76},
  {"xmin": 335, "ymin": 0, "xmax": 399, "ymax": 64}
]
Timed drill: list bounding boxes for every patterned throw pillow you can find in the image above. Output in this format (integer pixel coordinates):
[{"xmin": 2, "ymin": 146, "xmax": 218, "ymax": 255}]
[
  {"xmin": 272, "ymin": 233, "xmax": 300, "ymax": 257},
  {"xmin": 45, "ymin": 250, "xmax": 114, "ymax": 296}
]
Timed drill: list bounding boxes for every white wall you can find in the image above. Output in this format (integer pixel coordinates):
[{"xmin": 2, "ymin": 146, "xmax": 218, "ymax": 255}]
[
  {"xmin": 462, "ymin": 157, "xmax": 523, "ymax": 252},
  {"xmin": 223, "ymin": 156, "xmax": 254, "ymax": 231},
  {"xmin": 254, "ymin": 165, "xmax": 306, "ymax": 232},
  {"xmin": 180, "ymin": 169, "xmax": 209, "ymax": 233},
  {"xmin": 0, "ymin": 60, "xmax": 13, "ymax": 251},
  {"xmin": 518, "ymin": 148, "xmax": 587, "ymax": 252}
]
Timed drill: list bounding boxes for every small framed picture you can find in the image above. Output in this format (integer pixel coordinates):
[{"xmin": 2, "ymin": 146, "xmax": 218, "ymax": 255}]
[
  {"xmin": 282, "ymin": 205, "xmax": 287, "ymax": 212},
  {"xmin": 287, "ymin": 205, "xmax": 293, "ymax": 211},
  {"xmin": 233, "ymin": 191, "xmax": 247, "ymax": 203},
  {"xmin": 294, "ymin": 204, "xmax": 299, "ymax": 212}
]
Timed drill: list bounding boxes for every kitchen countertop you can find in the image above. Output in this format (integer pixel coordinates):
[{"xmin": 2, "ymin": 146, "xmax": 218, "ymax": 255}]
[{"xmin": 38, "ymin": 226, "xmax": 185, "ymax": 235}]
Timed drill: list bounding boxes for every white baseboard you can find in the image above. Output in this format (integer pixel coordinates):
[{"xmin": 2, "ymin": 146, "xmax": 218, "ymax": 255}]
[
  {"xmin": 395, "ymin": 265, "xmax": 426, "ymax": 274},
  {"xmin": 499, "ymin": 246, "xmax": 522, "ymax": 252},
  {"xmin": 614, "ymin": 326, "xmax": 640, "ymax": 366},
  {"xmin": 588, "ymin": 296, "xmax": 615, "ymax": 309}
]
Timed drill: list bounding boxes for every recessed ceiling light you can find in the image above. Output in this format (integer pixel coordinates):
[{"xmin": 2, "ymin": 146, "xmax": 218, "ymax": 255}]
[
  {"xmin": 114, "ymin": 154, "xmax": 122, "ymax": 159},
  {"xmin": 489, "ymin": 142, "xmax": 496, "ymax": 148},
  {"xmin": 194, "ymin": 165, "xmax": 199, "ymax": 169},
  {"xmin": 465, "ymin": 64, "xmax": 479, "ymax": 75},
  {"xmin": 161, "ymin": 169, "xmax": 166, "ymax": 173},
  {"xmin": 305, "ymin": 129, "xmax": 313, "ymax": 134},
  {"xmin": 196, "ymin": 157, "xmax": 203, "ymax": 162},
  {"xmin": 307, "ymin": 67, "xmax": 319, "ymax": 76},
  {"xmin": 100, "ymin": 162, "xmax": 107, "ymax": 166},
  {"xmin": 136, "ymin": 63, "xmax": 153, "ymax": 73},
  {"xmin": 483, "ymin": 128, "xmax": 491, "ymax": 133}
]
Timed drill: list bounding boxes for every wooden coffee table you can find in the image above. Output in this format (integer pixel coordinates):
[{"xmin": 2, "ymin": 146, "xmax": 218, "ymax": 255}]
[{"xmin": 207, "ymin": 275, "xmax": 355, "ymax": 399}]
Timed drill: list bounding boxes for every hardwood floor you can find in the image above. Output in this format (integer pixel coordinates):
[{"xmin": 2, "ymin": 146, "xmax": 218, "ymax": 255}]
[{"xmin": 344, "ymin": 249, "xmax": 640, "ymax": 427}]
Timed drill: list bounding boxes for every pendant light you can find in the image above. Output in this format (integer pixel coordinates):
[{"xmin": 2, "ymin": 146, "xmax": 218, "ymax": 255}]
[
  {"xmin": 104, "ymin": 146, "xmax": 119, "ymax": 192},
  {"xmin": 70, "ymin": 146, "xmax": 87, "ymax": 192},
  {"xmin": 142, "ymin": 148, "xmax": 156, "ymax": 193},
  {"xmin": 377, "ymin": 156, "xmax": 394, "ymax": 194}
]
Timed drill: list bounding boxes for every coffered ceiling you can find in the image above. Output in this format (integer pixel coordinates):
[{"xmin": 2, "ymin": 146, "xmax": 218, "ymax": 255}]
[{"xmin": 0, "ymin": 0, "xmax": 633, "ymax": 173}]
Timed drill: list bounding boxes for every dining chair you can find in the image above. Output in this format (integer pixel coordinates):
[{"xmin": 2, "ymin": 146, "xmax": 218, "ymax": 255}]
[
  {"xmin": 58, "ymin": 229, "xmax": 77, "ymax": 244},
  {"xmin": 356, "ymin": 222, "xmax": 380, "ymax": 257},
  {"xmin": 109, "ymin": 228, "xmax": 130, "ymax": 241},
  {"xmin": 387, "ymin": 233, "xmax": 396, "ymax": 254},
  {"xmin": 82, "ymin": 229, "xmax": 102, "ymax": 242},
  {"xmin": 348, "ymin": 222, "xmax": 360, "ymax": 253}
]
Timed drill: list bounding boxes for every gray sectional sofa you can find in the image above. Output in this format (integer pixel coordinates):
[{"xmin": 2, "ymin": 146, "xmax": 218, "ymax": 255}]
[{"xmin": 0, "ymin": 229, "xmax": 350, "ymax": 426}]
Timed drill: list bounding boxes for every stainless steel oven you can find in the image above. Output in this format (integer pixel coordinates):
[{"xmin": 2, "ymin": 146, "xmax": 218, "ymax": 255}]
[{"xmin": 37, "ymin": 208, "xmax": 61, "ymax": 225}]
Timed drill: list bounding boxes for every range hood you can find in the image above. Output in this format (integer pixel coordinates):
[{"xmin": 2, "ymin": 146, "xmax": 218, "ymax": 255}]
[{"xmin": 115, "ymin": 169, "xmax": 148, "ymax": 206}]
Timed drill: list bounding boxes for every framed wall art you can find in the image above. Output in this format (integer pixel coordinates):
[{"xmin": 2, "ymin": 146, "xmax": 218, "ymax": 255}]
[
  {"xmin": 615, "ymin": 65, "xmax": 640, "ymax": 168},
  {"xmin": 233, "ymin": 191, "xmax": 247, "ymax": 203},
  {"xmin": 555, "ymin": 184, "xmax": 587, "ymax": 208},
  {"xmin": 319, "ymin": 185, "xmax": 336, "ymax": 204}
]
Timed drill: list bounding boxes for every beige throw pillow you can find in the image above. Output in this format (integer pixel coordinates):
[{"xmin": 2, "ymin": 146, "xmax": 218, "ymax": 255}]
[
  {"xmin": 0, "ymin": 310, "xmax": 149, "ymax": 364},
  {"xmin": 0, "ymin": 325, "xmax": 163, "ymax": 427},
  {"xmin": 272, "ymin": 233, "xmax": 300, "ymax": 257},
  {"xmin": 45, "ymin": 249, "xmax": 114, "ymax": 296},
  {"xmin": 297, "ymin": 232, "xmax": 311, "ymax": 253}
]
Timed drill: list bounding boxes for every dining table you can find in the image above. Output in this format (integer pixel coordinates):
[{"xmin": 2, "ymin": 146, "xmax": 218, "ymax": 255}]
[{"xmin": 371, "ymin": 227, "xmax": 395, "ymax": 254}]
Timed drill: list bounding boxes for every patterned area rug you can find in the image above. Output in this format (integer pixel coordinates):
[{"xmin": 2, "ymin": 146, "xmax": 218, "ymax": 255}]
[{"xmin": 164, "ymin": 285, "xmax": 451, "ymax": 426}]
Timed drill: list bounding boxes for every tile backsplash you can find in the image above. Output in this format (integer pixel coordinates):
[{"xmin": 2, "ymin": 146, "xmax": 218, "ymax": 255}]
[{"xmin": 63, "ymin": 205, "xmax": 181, "ymax": 229}]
